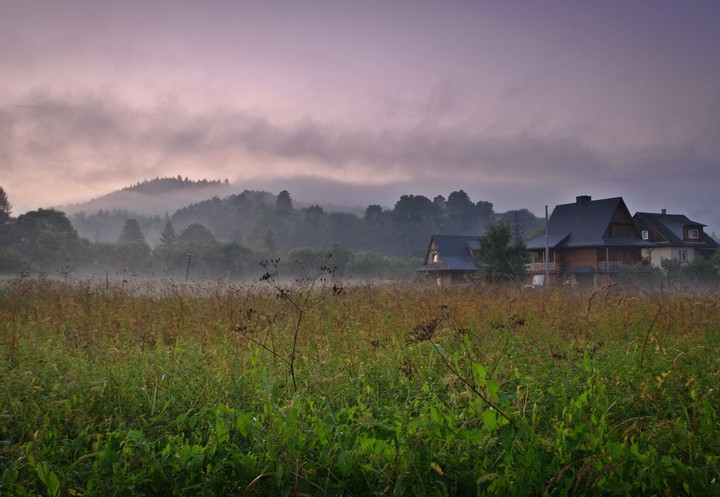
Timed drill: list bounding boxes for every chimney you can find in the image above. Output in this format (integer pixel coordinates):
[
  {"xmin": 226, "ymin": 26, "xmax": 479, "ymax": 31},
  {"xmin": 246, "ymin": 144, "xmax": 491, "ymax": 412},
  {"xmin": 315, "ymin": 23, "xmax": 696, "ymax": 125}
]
[
  {"xmin": 661, "ymin": 209, "xmax": 666, "ymax": 215},
  {"xmin": 576, "ymin": 195, "xmax": 592, "ymax": 205}
]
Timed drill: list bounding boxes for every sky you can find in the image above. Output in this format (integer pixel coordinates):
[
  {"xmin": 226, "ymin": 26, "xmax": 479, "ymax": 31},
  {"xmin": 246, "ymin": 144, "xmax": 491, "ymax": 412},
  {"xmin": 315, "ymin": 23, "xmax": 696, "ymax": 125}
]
[{"xmin": 2, "ymin": 0, "xmax": 719, "ymax": 233}]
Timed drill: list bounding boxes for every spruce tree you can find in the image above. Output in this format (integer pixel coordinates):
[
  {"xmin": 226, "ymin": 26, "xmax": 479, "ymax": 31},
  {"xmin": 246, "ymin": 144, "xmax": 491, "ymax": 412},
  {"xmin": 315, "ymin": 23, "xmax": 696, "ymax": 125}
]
[
  {"xmin": 159, "ymin": 221, "xmax": 178, "ymax": 246},
  {"xmin": 0, "ymin": 186, "xmax": 12, "ymax": 223},
  {"xmin": 118, "ymin": 219, "xmax": 146, "ymax": 243}
]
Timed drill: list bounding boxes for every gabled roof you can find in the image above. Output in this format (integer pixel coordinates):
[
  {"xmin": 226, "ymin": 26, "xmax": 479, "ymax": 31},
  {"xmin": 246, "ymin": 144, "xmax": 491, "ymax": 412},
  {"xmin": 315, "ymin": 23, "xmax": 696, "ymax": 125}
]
[
  {"xmin": 527, "ymin": 196, "xmax": 652, "ymax": 250},
  {"xmin": 634, "ymin": 212, "xmax": 719, "ymax": 248},
  {"xmin": 417, "ymin": 234, "xmax": 482, "ymax": 272}
]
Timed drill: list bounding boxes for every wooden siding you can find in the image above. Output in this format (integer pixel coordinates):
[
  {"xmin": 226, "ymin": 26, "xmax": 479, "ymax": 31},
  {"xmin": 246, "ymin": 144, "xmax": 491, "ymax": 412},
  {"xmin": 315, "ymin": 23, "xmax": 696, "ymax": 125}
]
[
  {"xmin": 561, "ymin": 248, "xmax": 598, "ymax": 271},
  {"xmin": 612, "ymin": 206, "xmax": 632, "ymax": 221}
]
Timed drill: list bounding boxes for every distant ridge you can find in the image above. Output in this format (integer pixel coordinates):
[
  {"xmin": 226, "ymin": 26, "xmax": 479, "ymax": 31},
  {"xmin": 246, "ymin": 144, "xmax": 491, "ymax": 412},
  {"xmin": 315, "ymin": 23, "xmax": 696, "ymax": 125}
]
[
  {"xmin": 123, "ymin": 176, "xmax": 230, "ymax": 195},
  {"xmin": 61, "ymin": 176, "xmax": 233, "ymax": 217}
]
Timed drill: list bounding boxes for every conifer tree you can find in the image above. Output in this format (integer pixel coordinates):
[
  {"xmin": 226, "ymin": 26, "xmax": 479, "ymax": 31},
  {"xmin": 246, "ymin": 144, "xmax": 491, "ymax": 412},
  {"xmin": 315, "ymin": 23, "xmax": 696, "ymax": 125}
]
[
  {"xmin": 159, "ymin": 221, "xmax": 178, "ymax": 246},
  {"xmin": 118, "ymin": 219, "xmax": 146, "ymax": 243},
  {"xmin": 0, "ymin": 186, "xmax": 12, "ymax": 223}
]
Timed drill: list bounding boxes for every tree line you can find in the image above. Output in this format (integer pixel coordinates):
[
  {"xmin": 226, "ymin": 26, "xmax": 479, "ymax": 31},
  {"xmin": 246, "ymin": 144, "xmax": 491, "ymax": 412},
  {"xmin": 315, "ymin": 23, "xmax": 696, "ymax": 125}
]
[
  {"xmin": 71, "ymin": 188, "xmax": 543, "ymax": 259},
  {"xmin": 0, "ymin": 185, "xmax": 536, "ymax": 280},
  {"xmin": 3, "ymin": 185, "xmax": 718, "ymax": 284}
]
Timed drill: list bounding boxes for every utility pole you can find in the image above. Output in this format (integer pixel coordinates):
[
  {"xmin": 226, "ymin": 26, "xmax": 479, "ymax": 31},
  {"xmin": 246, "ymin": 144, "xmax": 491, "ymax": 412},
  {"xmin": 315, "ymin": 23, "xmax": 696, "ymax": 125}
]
[
  {"xmin": 545, "ymin": 205, "xmax": 550, "ymax": 287},
  {"xmin": 185, "ymin": 254, "xmax": 192, "ymax": 282}
]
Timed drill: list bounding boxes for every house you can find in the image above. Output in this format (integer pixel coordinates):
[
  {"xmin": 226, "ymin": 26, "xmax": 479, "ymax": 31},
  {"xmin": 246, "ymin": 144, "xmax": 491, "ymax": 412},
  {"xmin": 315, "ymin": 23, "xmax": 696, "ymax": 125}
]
[
  {"xmin": 633, "ymin": 210, "xmax": 719, "ymax": 268},
  {"xmin": 526, "ymin": 196, "xmax": 653, "ymax": 286},
  {"xmin": 416, "ymin": 234, "xmax": 484, "ymax": 285}
]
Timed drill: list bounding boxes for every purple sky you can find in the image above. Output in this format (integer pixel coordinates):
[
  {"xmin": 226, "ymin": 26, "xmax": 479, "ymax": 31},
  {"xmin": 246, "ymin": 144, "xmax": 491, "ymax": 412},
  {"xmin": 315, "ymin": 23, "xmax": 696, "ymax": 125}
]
[{"xmin": 2, "ymin": 1, "xmax": 719, "ymax": 232}]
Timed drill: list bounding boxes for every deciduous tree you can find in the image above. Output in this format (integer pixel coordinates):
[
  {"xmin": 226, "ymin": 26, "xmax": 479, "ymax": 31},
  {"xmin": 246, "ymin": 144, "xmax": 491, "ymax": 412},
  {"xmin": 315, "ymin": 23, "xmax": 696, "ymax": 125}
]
[
  {"xmin": 275, "ymin": 190, "xmax": 293, "ymax": 215},
  {"xmin": 179, "ymin": 223, "xmax": 215, "ymax": 244},
  {"xmin": 477, "ymin": 221, "xmax": 527, "ymax": 283}
]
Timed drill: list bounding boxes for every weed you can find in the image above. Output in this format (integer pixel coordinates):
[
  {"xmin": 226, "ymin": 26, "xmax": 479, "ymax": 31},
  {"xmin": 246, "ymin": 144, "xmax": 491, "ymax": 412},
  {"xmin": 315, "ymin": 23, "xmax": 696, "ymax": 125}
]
[
  {"xmin": 258, "ymin": 255, "xmax": 342, "ymax": 393},
  {"xmin": 1, "ymin": 277, "xmax": 719, "ymax": 495}
]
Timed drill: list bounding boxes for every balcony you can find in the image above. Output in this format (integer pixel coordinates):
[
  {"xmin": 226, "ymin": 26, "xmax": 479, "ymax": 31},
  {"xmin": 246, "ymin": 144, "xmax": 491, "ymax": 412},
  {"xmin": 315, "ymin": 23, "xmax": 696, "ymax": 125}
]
[
  {"xmin": 526, "ymin": 261, "xmax": 650, "ymax": 274},
  {"xmin": 525, "ymin": 262, "xmax": 559, "ymax": 273}
]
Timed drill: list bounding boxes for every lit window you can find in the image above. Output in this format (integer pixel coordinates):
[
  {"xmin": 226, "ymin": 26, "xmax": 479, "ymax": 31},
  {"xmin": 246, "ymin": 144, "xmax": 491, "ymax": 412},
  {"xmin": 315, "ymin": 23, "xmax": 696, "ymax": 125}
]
[{"xmin": 432, "ymin": 254, "xmax": 438, "ymax": 263}]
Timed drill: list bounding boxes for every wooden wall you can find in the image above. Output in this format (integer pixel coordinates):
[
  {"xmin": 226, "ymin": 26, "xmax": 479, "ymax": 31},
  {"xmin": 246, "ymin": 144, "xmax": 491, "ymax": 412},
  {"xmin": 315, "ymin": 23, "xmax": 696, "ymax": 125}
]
[{"xmin": 560, "ymin": 248, "xmax": 597, "ymax": 270}]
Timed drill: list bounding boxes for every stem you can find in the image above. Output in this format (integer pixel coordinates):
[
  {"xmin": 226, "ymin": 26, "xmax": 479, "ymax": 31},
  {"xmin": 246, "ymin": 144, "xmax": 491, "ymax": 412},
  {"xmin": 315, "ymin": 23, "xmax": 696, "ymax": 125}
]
[
  {"xmin": 639, "ymin": 306, "xmax": 662, "ymax": 367},
  {"xmin": 431, "ymin": 340, "xmax": 512, "ymax": 425},
  {"xmin": 289, "ymin": 309, "xmax": 303, "ymax": 392}
]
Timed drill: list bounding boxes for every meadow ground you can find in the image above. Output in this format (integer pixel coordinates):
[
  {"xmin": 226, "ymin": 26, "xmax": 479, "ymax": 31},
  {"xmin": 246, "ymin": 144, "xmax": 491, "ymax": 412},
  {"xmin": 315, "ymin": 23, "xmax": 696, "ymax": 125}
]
[{"xmin": 1, "ymin": 274, "xmax": 718, "ymax": 496}]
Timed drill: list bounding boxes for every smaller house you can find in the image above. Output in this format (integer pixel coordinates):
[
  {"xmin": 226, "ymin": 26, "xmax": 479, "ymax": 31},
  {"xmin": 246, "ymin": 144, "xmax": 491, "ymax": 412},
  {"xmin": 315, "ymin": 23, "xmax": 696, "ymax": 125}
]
[
  {"xmin": 417, "ymin": 235, "xmax": 483, "ymax": 285},
  {"xmin": 633, "ymin": 210, "xmax": 719, "ymax": 267},
  {"xmin": 526, "ymin": 196, "xmax": 653, "ymax": 286}
]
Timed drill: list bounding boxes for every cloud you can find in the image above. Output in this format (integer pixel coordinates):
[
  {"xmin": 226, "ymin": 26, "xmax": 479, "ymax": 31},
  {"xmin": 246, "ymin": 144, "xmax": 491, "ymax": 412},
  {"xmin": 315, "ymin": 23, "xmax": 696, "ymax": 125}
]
[
  {"xmin": 2, "ymin": 91, "xmax": 615, "ymax": 184},
  {"xmin": 5, "ymin": 92, "xmax": 717, "ymax": 175},
  {"xmin": 2, "ymin": 90, "xmax": 719, "ymax": 233}
]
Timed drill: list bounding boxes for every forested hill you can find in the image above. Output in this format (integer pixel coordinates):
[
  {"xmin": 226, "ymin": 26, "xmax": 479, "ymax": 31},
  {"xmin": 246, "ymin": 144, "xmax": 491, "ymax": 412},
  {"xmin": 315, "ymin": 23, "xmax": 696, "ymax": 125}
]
[
  {"xmin": 69, "ymin": 183, "xmax": 543, "ymax": 259},
  {"xmin": 123, "ymin": 176, "xmax": 230, "ymax": 194},
  {"xmin": 61, "ymin": 176, "xmax": 232, "ymax": 219}
]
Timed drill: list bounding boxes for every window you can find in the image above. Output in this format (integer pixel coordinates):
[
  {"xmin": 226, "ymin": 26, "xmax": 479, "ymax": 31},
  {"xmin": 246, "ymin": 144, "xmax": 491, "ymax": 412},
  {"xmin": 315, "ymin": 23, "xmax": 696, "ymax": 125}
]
[
  {"xmin": 679, "ymin": 249, "xmax": 688, "ymax": 262},
  {"xmin": 432, "ymin": 253, "xmax": 439, "ymax": 263},
  {"xmin": 641, "ymin": 230, "xmax": 649, "ymax": 240},
  {"xmin": 688, "ymin": 228, "xmax": 699, "ymax": 239}
]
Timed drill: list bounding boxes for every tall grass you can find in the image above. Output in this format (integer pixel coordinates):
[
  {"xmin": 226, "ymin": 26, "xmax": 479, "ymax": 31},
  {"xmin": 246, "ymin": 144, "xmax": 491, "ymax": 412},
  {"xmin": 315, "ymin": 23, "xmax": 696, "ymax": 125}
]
[{"xmin": 1, "ymin": 275, "xmax": 718, "ymax": 495}]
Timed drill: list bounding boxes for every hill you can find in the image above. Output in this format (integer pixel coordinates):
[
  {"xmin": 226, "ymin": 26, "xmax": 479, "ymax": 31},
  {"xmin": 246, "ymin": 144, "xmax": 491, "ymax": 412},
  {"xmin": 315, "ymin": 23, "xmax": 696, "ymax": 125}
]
[
  {"xmin": 62, "ymin": 177, "xmax": 543, "ymax": 258},
  {"xmin": 60, "ymin": 176, "xmax": 232, "ymax": 218}
]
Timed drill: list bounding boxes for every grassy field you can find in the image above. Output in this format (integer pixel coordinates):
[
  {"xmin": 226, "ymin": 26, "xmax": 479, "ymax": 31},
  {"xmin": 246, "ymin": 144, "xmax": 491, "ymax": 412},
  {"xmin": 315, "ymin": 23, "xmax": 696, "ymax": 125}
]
[{"xmin": 1, "ymin": 274, "xmax": 719, "ymax": 496}]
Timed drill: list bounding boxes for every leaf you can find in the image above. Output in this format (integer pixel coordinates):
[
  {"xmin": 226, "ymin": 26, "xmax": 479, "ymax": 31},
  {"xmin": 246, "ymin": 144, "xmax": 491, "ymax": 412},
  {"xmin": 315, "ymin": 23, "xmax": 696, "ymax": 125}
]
[
  {"xmin": 486, "ymin": 378, "xmax": 500, "ymax": 402},
  {"xmin": 215, "ymin": 418, "xmax": 230, "ymax": 444},
  {"xmin": 472, "ymin": 361, "xmax": 487, "ymax": 387},
  {"xmin": 583, "ymin": 350, "xmax": 593, "ymax": 373},
  {"xmin": 234, "ymin": 412, "xmax": 252, "ymax": 438},
  {"xmin": 35, "ymin": 461, "xmax": 61, "ymax": 497},
  {"xmin": 430, "ymin": 462, "xmax": 444, "ymax": 476},
  {"xmin": 483, "ymin": 409, "xmax": 498, "ymax": 432}
]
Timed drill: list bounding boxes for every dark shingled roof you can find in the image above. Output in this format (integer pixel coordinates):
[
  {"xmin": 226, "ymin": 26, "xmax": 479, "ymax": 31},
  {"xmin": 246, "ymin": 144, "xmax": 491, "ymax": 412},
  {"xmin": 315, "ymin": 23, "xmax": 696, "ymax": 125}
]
[
  {"xmin": 527, "ymin": 197, "xmax": 653, "ymax": 250},
  {"xmin": 634, "ymin": 212, "xmax": 719, "ymax": 248},
  {"xmin": 417, "ymin": 235, "xmax": 483, "ymax": 272}
]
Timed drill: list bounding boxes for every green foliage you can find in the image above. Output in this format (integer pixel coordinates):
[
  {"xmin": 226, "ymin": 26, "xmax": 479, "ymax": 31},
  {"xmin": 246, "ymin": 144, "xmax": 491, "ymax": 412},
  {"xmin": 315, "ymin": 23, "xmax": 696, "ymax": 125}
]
[
  {"xmin": 347, "ymin": 252, "xmax": 411, "ymax": 280},
  {"xmin": 118, "ymin": 219, "xmax": 146, "ymax": 243},
  {"xmin": 660, "ymin": 256, "xmax": 720, "ymax": 287},
  {"xmin": 661, "ymin": 257, "xmax": 683, "ymax": 281},
  {"xmin": 0, "ymin": 186, "xmax": 11, "ymax": 223},
  {"xmin": 683, "ymin": 256, "xmax": 719, "ymax": 283},
  {"xmin": 1, "ymin": 279, "xmax": 718, "ymax": 495},
  {"xmin": 3, "ymin": 209, "xmax": 87, "ymax": 271},
  {"xmin": 477, "ymin": 221, "xmax": 528, "ymax": 283},
  {"xmin": 275, "ymin": 189, "xmax": 293, "ymax": 215},
  {"xmin": 68, "ymin": 187, "xmax": 518, "ymax": 261},
  {"xmin": 124, "ymin": 176, "xmax": 228, "ymax": 194},
  {"xmin": 158, "ymin": 220, "xmax": 178, "ymax": 246},
  {"xmin": 178, "ymin": 223, "xmax": 215, "ymax": 244}
]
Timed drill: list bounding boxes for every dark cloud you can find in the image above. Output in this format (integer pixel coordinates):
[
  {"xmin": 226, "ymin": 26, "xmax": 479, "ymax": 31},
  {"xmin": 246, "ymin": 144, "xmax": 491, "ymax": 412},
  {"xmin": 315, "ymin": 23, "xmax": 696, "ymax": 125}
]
[
  {"xmin": 3, "ymin": 91, "xmax": 719, "ymax": 233},
  {"xmin": 4, "ymin": 92, "xmax": 613, "ymax": 181}
]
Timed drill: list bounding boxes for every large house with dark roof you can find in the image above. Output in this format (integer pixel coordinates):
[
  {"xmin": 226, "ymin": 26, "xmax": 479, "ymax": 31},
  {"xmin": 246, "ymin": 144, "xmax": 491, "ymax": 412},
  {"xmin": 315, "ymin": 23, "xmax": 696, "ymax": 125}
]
[
  {"xmin": 633, "ymin": 210, "xmax": 719, "ymax": 267},
  {"xmin": 416, "ymin": 234, "xmax": 484, "ymax": 285},
  {"xmin": 526, "ymin": 196, "xmax": 653, "ymax": 286}
]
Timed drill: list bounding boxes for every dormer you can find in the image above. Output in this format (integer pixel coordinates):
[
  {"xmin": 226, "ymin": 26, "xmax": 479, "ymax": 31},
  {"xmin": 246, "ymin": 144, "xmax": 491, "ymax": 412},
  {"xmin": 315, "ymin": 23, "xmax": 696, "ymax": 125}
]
[{"xmin": 684, "ymin": 225, "xmax": 701, "ymax": 242}]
